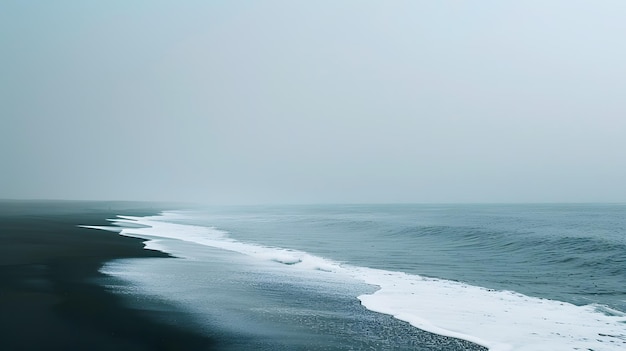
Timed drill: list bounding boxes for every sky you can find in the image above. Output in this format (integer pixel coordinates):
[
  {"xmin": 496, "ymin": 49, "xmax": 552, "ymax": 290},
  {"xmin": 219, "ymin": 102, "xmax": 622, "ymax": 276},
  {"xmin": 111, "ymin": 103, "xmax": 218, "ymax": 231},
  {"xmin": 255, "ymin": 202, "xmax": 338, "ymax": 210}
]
[{"xmin": 1, "ymin": 1, "xmax": 626, "ymax": 205}]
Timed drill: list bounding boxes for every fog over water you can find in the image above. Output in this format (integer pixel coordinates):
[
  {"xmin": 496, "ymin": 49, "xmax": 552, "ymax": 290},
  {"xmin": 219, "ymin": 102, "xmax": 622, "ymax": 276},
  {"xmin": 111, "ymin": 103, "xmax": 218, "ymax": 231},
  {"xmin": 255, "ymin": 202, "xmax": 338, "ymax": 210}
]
[{"xmin": 2, "ymin": 1, "xmax": 625, "ymax": 204}]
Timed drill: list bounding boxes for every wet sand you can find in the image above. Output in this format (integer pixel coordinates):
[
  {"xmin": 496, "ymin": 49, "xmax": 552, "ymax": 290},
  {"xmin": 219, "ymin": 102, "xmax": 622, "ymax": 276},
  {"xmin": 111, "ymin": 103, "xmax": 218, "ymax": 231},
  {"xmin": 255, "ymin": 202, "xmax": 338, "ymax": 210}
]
[{"xmin": 0, "ymin": 200, "xmax": 215, "ymax": 351}]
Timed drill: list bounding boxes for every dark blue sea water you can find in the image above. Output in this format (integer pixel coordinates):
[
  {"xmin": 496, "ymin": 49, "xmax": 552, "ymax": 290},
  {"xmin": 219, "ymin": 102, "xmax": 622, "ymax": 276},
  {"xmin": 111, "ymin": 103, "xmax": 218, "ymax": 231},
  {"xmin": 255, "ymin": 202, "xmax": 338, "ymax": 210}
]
[{"xmin": 90, "ymin": 204, "xmax": 626, "ymax": 350}]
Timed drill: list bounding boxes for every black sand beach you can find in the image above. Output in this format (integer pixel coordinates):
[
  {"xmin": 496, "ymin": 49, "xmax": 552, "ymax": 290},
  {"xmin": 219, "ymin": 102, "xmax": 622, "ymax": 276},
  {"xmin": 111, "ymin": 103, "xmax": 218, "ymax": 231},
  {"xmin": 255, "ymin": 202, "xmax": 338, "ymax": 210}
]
[
  {"xmin": 0, "ymin": 200, "xmax": 490, "ymax": 351},
  {"xmin": 0, "ymin": 200, "xmax": 215, "ymax": 351}
]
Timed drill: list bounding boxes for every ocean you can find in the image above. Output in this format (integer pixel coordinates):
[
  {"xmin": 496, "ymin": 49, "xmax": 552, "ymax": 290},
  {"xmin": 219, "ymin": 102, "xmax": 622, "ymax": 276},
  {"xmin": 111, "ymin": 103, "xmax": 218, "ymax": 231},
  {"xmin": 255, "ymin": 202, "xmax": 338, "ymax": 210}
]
[{"xmin": 85, "ymin": 204, "xmax": 626, "ymax": 350}]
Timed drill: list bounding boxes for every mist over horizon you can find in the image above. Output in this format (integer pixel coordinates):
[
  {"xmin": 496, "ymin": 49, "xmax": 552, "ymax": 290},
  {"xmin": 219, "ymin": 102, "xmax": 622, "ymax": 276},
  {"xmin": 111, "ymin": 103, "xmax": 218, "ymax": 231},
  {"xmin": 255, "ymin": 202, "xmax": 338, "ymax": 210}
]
[{"xmin": 2, "ymin": 1, "xmax": 625, "ymax": 204}]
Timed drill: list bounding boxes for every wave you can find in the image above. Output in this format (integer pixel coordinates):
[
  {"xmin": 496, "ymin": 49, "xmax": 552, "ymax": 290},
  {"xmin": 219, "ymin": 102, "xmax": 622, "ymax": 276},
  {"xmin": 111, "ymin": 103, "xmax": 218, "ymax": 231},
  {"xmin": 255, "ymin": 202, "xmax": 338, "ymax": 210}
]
[{"xmin": 85, "ymin": 212, "xmax": 626, "ymax": 351}]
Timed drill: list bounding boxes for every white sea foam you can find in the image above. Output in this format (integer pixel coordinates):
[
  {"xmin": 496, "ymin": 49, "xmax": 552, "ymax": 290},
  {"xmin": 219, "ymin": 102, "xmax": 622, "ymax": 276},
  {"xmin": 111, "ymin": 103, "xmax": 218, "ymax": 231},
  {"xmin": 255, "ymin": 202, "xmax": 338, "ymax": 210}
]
[
  {"xmin": 94, "ymin": 213, "xmax": 626, "ymax": 351},
  {"xmin": 105, "ymin": 214, "xmax": 343, "ymax": 273},
  {"xmin": 355, "ymin": 269, "xmax": 626, "ymax": 351}
]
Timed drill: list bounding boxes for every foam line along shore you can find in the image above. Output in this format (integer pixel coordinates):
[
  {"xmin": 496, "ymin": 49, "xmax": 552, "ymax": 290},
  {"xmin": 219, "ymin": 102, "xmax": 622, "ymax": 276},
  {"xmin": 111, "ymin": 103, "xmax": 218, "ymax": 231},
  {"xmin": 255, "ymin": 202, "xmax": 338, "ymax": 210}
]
[{"xmin": 94, "ymin": 205, "xmax": 626, "ymax": 351}]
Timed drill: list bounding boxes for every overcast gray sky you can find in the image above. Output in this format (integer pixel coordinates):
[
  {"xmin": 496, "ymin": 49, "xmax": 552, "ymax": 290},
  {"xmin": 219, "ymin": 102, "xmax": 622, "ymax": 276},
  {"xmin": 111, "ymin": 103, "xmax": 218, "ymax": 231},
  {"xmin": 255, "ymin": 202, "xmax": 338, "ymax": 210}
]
[{"xmin": 1, "ymin": 1, "xmax": 625, "ymax": 204}]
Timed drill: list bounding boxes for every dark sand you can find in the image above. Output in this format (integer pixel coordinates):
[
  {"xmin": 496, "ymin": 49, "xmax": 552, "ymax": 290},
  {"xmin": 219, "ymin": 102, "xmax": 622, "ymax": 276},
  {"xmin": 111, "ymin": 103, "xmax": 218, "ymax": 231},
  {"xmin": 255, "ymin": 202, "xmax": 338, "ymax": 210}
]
[
  {"xmin": 0, "ymin": 200, "xmax": 215, "ymax": 351},
  {"xmin": 0, "ymin": 200, "xmax": 489, "ymax": 351}
]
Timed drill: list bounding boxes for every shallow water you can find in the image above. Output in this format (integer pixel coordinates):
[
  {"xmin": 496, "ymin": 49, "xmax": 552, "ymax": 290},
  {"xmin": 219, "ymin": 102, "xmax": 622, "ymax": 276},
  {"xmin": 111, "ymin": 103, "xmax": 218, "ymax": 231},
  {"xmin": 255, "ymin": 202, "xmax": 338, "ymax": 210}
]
[{"xmin": 102, "ymin": 238, "xmax": 484, "ymax": 350}]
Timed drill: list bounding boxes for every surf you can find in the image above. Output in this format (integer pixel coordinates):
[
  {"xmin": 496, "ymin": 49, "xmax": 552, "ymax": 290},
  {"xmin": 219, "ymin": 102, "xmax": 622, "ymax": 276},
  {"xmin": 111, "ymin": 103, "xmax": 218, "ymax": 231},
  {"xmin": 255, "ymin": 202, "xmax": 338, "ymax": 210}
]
[{"xmin": 85, "ymin": 211, "xmax": 626, "ymax": 351}]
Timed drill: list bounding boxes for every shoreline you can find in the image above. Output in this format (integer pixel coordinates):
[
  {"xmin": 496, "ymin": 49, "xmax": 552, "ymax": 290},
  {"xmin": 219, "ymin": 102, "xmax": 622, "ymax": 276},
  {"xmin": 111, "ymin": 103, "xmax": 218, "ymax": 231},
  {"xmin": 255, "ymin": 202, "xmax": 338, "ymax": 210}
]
[
  {"xmin": 0, "ymin": 200, "xmax": 216, "ymax": 350},
  {"xmin": 106, "ymin": 206, "xmax": 626, "ymax": 351},
  {"xmin": 100, "ymin": 209, "xmax": 490, "ymax": 351}
]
